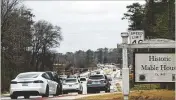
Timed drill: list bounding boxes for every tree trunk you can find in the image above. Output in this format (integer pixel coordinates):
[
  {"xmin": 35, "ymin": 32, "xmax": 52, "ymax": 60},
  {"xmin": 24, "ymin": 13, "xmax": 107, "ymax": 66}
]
[
  {"xmin": 35, "ymin": 58, "xmax": 39, "ymax": 71},
  {"xmin": 40, "ymin": 46, "xmax": 46, "ymax": 71}
]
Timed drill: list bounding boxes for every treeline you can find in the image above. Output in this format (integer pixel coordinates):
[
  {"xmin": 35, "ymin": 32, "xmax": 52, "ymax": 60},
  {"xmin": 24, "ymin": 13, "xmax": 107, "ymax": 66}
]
[
  {"xmin": 1, "ymin": 0, "xmax": 63, "ymax": 92},
  {"xmin": 122, "ymin": 0, "xmax": 175, "ymax": 90},
  {"xmin": 54, "ymin": 47, "xmax": 133, "ymax": 72}
]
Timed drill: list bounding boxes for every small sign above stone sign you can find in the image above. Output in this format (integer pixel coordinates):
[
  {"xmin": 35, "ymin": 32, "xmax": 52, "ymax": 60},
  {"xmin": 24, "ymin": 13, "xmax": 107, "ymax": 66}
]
[
  {"xmin": 129, "ymin": 30, "xmax": 144, "ymax": 44},
  {"xmin": 134, "ymin": 53, "xmax": 175, "ymax": 82}
]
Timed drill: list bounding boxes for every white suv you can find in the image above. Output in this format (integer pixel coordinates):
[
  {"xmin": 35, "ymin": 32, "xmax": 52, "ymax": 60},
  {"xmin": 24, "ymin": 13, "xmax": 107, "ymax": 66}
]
[{"xmin": 62, "ymin": 78, "xmax": 83, "ymax": 94}]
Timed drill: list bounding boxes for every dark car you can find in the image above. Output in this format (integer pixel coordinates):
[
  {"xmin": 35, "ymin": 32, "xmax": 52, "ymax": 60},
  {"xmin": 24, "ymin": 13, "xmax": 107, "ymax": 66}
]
[
  {"xmin": 87, "ymin": 74, "xmax": 110, "ymax": 93},
  {"xmin": 45, "ymin": 71, "xmax": 62, "ymax": 95}
]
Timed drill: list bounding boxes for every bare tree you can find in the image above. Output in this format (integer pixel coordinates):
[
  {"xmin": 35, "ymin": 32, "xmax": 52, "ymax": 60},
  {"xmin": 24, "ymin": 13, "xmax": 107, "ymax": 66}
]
[
  {"xmin": 1, "ymin": 0, "xmax": 19, "ymax": 31},
  {"xmin": 32, "ymin": 20, "xmax": 63, "ymax": 71},
  {"xmin": 1, "ymin": 0, "xmax": 34, "ymax": 91}
]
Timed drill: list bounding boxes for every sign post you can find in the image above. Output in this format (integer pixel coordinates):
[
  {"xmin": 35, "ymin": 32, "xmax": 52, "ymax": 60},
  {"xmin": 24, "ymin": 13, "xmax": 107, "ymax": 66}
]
[{"xmin": 121, "ymin": 32, "xmax": 129, "ymax": 100}]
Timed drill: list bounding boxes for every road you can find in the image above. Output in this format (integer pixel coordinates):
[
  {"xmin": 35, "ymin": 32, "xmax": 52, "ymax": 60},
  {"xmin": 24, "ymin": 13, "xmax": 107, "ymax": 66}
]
[{"xmin": 1, "ymin": 67, "xmax": 122, "ymax": 100}]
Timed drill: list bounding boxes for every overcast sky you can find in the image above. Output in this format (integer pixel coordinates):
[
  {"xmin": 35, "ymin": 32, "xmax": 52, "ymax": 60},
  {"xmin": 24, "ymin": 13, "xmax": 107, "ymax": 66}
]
[{"xmin": 24, "ymin": 1, "xmax": 145, "ymax": 54}]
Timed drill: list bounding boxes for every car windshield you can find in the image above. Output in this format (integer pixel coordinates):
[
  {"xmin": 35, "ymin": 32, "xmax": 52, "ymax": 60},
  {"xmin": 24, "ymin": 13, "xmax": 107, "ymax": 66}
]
[
  {"xmin": 89, "ymin": 75, "xmax": 104, "ymax": 79},
  {"xmin": 80, "ymin": 78, "xmax": 86, "ymax": 81},
  {"xmin": 65, "ymin": 79, "xmax": 77, "ymax": 83},
  {"xmin": 17, "ymin": 73, "xmax": 39, "ymax": 78}
]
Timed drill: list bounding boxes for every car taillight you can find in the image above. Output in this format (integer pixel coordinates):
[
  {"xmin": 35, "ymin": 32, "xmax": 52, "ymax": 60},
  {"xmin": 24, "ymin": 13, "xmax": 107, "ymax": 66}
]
[
  {"xmin": 33, "ymin": 80, "xmax": 43, "ymax": 83},
  {"xmin": 11, "ymin": 81, "xmax": 17, "ymax": 84}
]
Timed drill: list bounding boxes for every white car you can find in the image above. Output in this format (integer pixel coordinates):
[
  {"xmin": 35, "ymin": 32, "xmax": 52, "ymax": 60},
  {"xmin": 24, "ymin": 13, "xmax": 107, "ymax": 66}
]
[
  {"xmin": 10, "ymin": 72, "xmax": 58, "ymax": 99},
  {"xmin": 79, "ymin": 77, "xmax": 87, "ymax": 84},
  {"xmin": 62, "ymin": 78, "xmax": 83, "ymax": 94}
]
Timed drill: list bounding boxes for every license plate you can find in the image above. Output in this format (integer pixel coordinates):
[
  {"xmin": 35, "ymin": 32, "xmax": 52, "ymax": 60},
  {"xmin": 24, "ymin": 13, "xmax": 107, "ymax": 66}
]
[
  {"xmin": 22, "ymin": 83, "xmax": 28, "ymax": 86},
  {"xmin": 92, "ymin": 82, "xmax": 100, "ymax": 84}
]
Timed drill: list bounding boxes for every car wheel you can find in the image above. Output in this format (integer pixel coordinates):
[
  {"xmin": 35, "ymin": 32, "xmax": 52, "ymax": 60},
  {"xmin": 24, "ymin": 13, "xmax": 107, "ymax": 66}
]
[
  {"xmin": 24, "ymin": 95, "xmax": 30, "ymax": 99},
  {"xmin": 63, "ymin": 91, "xmax": 67, "ymax": 94},
  {"xmin": 42, "ymin": 85, "xmax": 49, "ymax": 97},
  {"xmin": 78, "ymin": 90, "xmax": 82, "ymax": 94},
  {"xmin": 10, "ymin": 94, "xmax": 18, "ymax": 99}
]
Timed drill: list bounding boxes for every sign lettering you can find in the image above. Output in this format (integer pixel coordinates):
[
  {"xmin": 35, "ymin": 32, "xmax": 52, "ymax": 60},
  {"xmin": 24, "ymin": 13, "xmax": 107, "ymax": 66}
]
[{"xmin": 129, "ymin": 30, "xmax": 144, "ymax": 44}]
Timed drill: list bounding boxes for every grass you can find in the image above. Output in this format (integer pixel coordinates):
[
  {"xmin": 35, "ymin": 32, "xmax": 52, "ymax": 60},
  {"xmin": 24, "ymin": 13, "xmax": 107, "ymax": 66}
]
[{"xmin": 77, "ymin": 90, "xmax": 175, "ymax": 100}]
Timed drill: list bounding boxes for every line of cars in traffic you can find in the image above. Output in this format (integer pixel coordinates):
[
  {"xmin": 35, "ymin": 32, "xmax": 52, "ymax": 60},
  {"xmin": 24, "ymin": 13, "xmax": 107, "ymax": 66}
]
[
  {"xmin": 10, "ymin": 71, "xmax": 88, "ymax": 99},
  {"xmin": 10, "ymin": 70, "xmax": 112, "ymax": 99}
]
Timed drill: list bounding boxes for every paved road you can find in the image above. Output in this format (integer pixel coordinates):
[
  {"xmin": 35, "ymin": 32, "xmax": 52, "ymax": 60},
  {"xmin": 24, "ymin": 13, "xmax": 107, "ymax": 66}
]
[{"xmin": 1, "ymin": 68, "xmax": 122, "ymax": 100}]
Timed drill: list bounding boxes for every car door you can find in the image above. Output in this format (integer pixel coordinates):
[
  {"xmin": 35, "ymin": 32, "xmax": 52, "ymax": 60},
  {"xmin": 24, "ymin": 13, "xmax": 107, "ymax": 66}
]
[
  {"xmin": 49, "ymin": 74, "xmax": 58, "ymax": 94},
  {"xmin": 51, "ymin": 74, "xmax": 59, "ymax": 94},
  {"xmin": 42, "ymin": 73, "xmax": 53, "ymax": 94},
  {"xmin": 46, "ymin": 72, "xmax": 58, "ymax": 94},
  {"xmin": 45, "ymin": 73, "xmax": 55, "ymax": 94}
]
